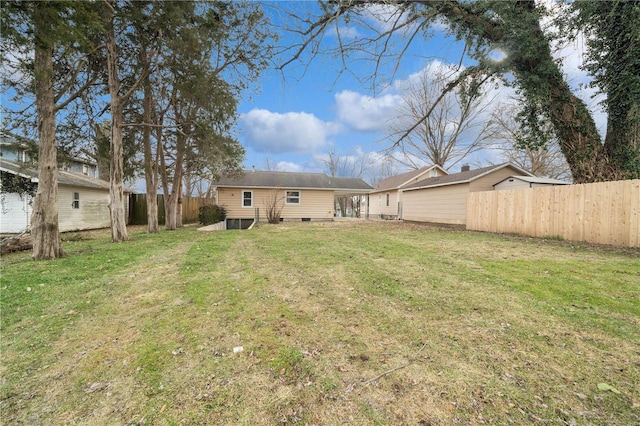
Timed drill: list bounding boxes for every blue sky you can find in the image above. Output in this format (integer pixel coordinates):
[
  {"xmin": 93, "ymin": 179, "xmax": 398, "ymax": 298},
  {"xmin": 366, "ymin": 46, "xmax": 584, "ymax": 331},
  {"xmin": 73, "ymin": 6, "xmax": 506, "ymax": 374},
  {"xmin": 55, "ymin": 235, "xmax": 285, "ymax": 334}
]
[{"xmin": 234, "ymin": 1, "xmax": 606, "ymax": 182}]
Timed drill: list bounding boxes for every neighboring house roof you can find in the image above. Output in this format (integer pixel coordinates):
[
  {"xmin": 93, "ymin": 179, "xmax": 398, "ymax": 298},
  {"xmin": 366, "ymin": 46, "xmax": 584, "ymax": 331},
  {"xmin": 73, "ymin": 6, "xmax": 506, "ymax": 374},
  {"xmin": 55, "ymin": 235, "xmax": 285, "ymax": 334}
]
[
  {"xmin": 492, "ymin": 175, "xmax": 570, "ymax": 187},
  {"xmin": 213, "ymin": 170, "xmax": 372, "ymax": 192},
  {"xmin": 402, "ymin": 163, "xmax": 534, "ymax": 191},
  {"xmin": 373, "ymin": 165, "xmax": 446, "ymax": 192},
  {"xmin": 0, "ymin": 159, "xmax": 127, "ymax": 192}
]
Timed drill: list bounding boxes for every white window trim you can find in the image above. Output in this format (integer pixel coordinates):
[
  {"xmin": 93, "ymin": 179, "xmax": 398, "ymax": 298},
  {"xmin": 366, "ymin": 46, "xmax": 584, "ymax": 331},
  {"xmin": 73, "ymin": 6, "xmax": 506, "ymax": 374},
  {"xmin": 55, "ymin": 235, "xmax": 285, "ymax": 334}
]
[
  {"xmin": 241, "ymin": 190, "xmax": 253, "ymax": 208},
  {"xmin": 378, "ymin": 194, "xmax": 382, "ymax": 206},
  {"xmin": 285, "ymin": 190, "xmax": 301, "ymax": 205},
  {"xmin": 72, "ymin": 192, "xmax": 80, "ymax": 209}
]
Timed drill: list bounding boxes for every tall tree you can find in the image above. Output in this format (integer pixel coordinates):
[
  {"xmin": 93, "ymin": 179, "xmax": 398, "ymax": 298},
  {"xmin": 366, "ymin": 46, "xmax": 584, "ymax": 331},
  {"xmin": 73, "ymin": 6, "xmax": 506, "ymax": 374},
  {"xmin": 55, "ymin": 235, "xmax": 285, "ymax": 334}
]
[
  {"xmin": 1, "ymin": 2, "xmax": 100, "ymax": 259},
  {"xmin": 100, "ymin": 0, "xmax": 157, "ymax": 242},
  {"xmin": 389, "ymin": 66, "xmax": 495, "ymax": 169},
  {"xmin": 490, "ymin": 102, "xmax": 570, "ymax": 180},
  {"xmin": 149, "ymin": 1, "xmax": 271, "ymax": 230},
  {"xmin": 31, "ymin": 3, "xmax": 62, "ymax": 259},
  {"xmin": 570, "ymin": 0, "xmax": 640, "ymax": 178},
  {"xmin": 282, "ymin": 0, "xmax": 640, "ymax": 183}
]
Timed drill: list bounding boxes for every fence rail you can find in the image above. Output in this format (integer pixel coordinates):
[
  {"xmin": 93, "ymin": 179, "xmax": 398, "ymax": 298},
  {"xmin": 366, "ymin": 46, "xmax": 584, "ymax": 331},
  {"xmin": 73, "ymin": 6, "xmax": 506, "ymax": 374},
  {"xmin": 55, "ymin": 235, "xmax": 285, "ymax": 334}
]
[
  {"xmin": 128, "ymin": 194, "xmax": 211, "ymax": 226},
  {"xmin": 466, "ymin": 179, "xmax": 639, "ymax": 248}
]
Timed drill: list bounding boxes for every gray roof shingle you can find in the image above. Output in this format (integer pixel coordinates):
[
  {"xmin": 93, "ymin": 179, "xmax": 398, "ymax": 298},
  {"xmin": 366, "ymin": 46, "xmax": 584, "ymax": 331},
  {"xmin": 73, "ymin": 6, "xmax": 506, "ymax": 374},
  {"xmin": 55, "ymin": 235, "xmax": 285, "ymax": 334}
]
[
  {"xmin": 213, "ymin": 170, "xmax": 372, "ymax": 191},
  {"xmin": 373, "ymin": 166, "xmax": 432, "ymax": 191},
  {"xmin": 493, "ymin": 175, "xmax": 569, "ymax": 186},
  {"xmin": 0, "ymin": 159, "xmax": 121, "ymax": 192},
  {"xmin": 402, "ymin": 163, "xmax": 533, "ymax": 191}
]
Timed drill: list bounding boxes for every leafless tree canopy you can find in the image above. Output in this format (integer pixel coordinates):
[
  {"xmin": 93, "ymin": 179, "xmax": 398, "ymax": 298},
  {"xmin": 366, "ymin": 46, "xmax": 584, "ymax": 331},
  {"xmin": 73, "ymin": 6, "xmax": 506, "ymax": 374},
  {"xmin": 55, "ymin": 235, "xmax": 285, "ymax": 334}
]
[
  {"xmin": 490, "ymin": 102, "xmax": 571, "ymax": 181},
  {"xmin": 388, "ymin": 66, "xmax": 497, "ymax": 169}
]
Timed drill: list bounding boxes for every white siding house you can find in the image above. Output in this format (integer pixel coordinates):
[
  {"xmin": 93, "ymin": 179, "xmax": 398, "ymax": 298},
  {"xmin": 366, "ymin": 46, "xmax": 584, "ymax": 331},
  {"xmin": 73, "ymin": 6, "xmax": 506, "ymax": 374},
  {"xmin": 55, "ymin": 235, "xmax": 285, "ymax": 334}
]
[{"xmin": 1, "ymin": 159, "xmax": 125, "ymax": 234}]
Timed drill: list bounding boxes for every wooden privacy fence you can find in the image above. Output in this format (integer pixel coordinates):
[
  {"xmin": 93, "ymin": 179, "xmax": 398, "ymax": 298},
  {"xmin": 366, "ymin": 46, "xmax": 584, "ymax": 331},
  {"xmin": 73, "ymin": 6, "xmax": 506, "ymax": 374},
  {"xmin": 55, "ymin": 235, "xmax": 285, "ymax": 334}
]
[
  {"xmin": 466, "ymin": 179, "xmax": 640, "ymax": 247},
  {"xmin": 128, "ymin": 194, "xmax": 211, "ymax": 225}
]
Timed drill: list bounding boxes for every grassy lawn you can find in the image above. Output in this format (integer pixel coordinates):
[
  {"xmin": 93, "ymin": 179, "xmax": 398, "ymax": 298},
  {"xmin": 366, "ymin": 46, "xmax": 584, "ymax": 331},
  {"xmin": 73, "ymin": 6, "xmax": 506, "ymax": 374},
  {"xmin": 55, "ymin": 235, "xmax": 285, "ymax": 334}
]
[{"xmin": 1, "ymin": 221, "xmax": 638, "ymax": 425}]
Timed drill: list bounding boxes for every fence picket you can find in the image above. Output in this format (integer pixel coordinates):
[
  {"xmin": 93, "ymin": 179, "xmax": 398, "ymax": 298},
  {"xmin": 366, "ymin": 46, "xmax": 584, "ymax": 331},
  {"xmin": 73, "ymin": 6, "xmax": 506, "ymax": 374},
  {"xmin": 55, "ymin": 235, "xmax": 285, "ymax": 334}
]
[
  {"xmin": 467, "ymin": 180, "xmax": 640, "ymax": 247},
  {"xmin": 128, "ymin": 194, "xmax": 212, "ymax": 226}
]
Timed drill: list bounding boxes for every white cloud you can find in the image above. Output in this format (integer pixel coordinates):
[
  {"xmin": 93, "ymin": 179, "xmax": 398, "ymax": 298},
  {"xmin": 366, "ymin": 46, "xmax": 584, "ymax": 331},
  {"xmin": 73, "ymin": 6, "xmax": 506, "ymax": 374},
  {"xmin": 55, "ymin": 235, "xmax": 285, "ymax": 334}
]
[
  {"xmin": 240, "ymin": 109, "xmax": 340, "ymax": 155},
  {"xmin": 334, "ymin": 90, "xmax": 403, "ymax": 132},
  {"xmin": 274, "ymin": 161, "xmax": 304, "ymax": 173},
  {"xmin": 328, "ymin": 25, "xmax": 360, "ymax": 39},
  {"xmin": 360, "ymin": 3, "xmax": 417, "ymax": 34}
]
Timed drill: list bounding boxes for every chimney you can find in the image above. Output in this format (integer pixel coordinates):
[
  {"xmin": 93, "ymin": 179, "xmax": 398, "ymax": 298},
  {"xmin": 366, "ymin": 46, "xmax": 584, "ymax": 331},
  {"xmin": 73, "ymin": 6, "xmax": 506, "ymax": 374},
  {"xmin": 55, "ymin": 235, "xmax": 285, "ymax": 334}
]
[{"xmin": 461, "ymin": 164, "xmax": 470, "ymax": 172}]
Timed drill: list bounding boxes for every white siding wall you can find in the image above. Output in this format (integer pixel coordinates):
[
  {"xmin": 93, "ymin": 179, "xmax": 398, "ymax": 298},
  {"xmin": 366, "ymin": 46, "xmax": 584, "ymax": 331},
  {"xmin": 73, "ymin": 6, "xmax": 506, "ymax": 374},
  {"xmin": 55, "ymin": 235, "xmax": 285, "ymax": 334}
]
[
  {"xmin": 494, "ymin": 178, "xmax": 531, "ymax": 191},
  {"xmin": 401, "ymin": 184, "xmax": 470, "ymax": 224},
  {"xmin": 217, "ymin": 188, "xmax": 335, "ymax": 221},
  {"xmin": 0, "ymin": 193, "xmax": 32, "ymax": 233},
  {"xmin": 58, "ymin": 185, "xmax": 111, "ymax": 232},
  {"xmin": 2, "ymin": 185, "xmax": 113, "ymax": 233}
]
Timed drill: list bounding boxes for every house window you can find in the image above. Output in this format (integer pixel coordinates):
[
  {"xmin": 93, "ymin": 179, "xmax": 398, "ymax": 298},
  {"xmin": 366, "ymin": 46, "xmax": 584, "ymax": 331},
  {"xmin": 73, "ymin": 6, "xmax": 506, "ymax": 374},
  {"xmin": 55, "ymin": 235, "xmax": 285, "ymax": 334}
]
[
  {"xmin": 242, "ymin": 190, "xmax": 253, "ymax": 207},
  {"xmin": 82, "ymin": 164, "xmax": 89, "ymax": 175},
  {"xmin": 430, "ymin": 169, "xmax": 437, "ymax": 177},
  {"xmin": 285, "ymin": 190, "xmax": 300, "ymax": 205},
  {"xmin": 378, "ymin": 194, "xmax": 382, "ymax": 206},
  {"xmin": 72, "ymin": 192, "xmax": 80, "ymax": 209},
  {"xmin": 386, "ymin": 193, "xmax": 390, "ymax": 207}
]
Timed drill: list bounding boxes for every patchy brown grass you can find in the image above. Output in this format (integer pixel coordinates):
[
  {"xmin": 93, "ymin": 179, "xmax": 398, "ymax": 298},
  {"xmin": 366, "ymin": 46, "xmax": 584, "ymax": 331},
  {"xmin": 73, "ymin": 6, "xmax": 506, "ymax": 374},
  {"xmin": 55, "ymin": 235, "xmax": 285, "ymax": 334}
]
[{"xmin": 1, "ymin": 221, "xmax": 638, "ymax": 425}]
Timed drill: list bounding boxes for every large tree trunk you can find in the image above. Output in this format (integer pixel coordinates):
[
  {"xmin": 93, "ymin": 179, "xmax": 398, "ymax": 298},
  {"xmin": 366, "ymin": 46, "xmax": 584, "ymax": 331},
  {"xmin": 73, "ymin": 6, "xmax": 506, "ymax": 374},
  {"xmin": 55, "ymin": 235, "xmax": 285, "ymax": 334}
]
[
  {"xmin": 494, "ymin": 2, "xmax": 613, "ymax": 183},
  {"xmin": 104, "ymin": 4, "xmax": 129, "ymax": 242},
  {"xmin": 546, "ymin": 80, "xmax": 612, "ymax": 183},
  {"xmin": 142, "ymin": 67, "xmax": 159, "ymax": 233},
  {"xmin": 93, "ymin": 122, "xmax": 111, "ymax": 182},
  {"xmin": 165, "ymin": 136, "xmax": 185, "ymax": 231},
  {"xmin": 31, "ymin": 3, "xmax": 65, "ymax": 260},
  {"xmin": 604, "ymin": 96, "xmax": 640, "ymax": 181},
  {"xmin": 500, "ymin": 2, "xmax": 614, "ymax": 183},
  {"xmin": 157, "ymin": 127, "xmax": 170, "ymax": 227}
]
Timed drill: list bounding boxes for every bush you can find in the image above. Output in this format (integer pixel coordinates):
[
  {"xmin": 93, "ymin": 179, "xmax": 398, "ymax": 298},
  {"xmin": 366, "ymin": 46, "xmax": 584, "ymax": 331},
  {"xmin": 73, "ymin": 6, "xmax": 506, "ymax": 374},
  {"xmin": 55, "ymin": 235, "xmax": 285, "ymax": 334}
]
[{"xmin": 198, "ymin": 204, "xmax": 227, "ymax": 225}]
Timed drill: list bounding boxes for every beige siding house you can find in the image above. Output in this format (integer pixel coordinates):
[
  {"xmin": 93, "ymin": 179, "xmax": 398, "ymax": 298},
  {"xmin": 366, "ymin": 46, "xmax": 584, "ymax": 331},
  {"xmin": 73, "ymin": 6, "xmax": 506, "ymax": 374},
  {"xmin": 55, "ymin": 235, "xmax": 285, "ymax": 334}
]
[
  {"xmin": 213, "ymin": 171, "xmax": 372, "ymax": 225},
  {"xmin": 369, "ymin": 165, "xmax": 447, "ymax": 219},
  {"xmin": 401, "ymin": 163, "xmax": 533, "ymax": 225},
  {"xmin": 1, "ymin": 159, "xmax": 124, "ymax": 233}
]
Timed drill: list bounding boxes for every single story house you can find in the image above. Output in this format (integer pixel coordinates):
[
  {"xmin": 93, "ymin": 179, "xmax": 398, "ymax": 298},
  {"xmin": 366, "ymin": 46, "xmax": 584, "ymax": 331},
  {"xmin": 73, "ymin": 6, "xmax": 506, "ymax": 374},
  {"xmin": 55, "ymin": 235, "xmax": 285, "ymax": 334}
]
[
  {"xmin": 369, "ymin": 165, "xmax": 448, "ymax": 219},
  {"xmin": 212, "ymin": 170, "xmax": 372, "ymax": 227},
  {"xmin": 400, "ymin": 163, "xmax": 534, "ymax": 225},
  {"xmin": 493, "ymin": 175, "xmax": 570, "ymax": 190},
  {"xmin": 1, "ymin": 158, "xmax": 124, "ymax": 234}
]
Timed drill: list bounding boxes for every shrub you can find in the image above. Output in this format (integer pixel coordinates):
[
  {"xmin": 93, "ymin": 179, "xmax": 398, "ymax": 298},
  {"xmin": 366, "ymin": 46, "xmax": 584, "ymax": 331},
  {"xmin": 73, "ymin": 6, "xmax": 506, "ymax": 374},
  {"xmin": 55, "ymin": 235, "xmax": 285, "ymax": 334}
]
[{"xmin": 198, "ymin": 204, "xmax": 227, "ymax": 225}]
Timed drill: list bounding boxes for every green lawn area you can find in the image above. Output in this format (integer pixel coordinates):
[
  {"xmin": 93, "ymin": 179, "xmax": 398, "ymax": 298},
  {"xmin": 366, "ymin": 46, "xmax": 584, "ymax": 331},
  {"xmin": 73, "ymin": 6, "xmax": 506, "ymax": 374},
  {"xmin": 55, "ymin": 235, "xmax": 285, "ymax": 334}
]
[{"xmin": 1, "ymin": 221, "xmax": 638, "ymax": 425}]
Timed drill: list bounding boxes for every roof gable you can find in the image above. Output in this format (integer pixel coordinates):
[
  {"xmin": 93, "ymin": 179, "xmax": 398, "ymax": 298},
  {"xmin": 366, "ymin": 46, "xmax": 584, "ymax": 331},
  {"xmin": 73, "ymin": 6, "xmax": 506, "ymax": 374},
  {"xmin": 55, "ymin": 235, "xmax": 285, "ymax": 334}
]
[
  {"xmin": 402, "ymin": 163, "xmax": 534, "ymax": 191},
  {"xmin": 493, "ymin": 175, "xmax": 570, "ymax": 186},
  {"xmin": 1, "ymin": 159, "xmax": 118, "ymax": 192},
  {"xmin": 373, "ymin": 165, "xmax": 446, "ymax": 191}
]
